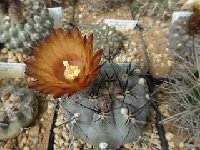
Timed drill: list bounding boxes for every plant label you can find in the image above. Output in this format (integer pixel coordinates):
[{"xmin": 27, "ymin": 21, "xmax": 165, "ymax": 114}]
[
  {"xmin": 104, "ymin": 19, "xmax": 138, "ymax": 31},
  {"xmin": 48, "ymin": 7, "xmax": 63, "ymax": 28},
  {"xmin": 186, "ymin": 0, "xmax": 196, "ymax": 4},
  {"xmin": 172, "ymin": 11, "xmax": 193, "ymax": 22},
  {"xmin": 0, "ymin": 62, "xmax": 26, "ymax": 79}
]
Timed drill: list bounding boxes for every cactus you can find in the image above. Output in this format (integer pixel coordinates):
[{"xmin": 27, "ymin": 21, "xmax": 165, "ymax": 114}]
[
  {"xmin": 61, "ymin": 63, "xmax": 149, "ymax": 149},
  {"xmin": 93, "ymin": 25, "xmax": 123, "ymax": 60},
  {"xmin": 166, "ymin": 16, "xmax": 200, "ymax": 62},
  {"xmin": 166, "ymin": 1, "xmax": 200, "ymax": 61},
  {"xmin": 0, "ymin": 0, "xmax": 54, "ymax": 55},
  {"xmin": 166, "ymin": 16, "xmax": 192, "ymax": 58},
  {"xmin": 166, "ymin": 18, "xmax": 200, "ymax": 73},
  {"xmin": 0, "ymin": 85, "xmax": 38, "ymax": 140}
]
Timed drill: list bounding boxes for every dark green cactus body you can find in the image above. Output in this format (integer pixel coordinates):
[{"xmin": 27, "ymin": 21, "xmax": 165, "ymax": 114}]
[
  {"xmin": 61, "ymin": 63, "xmax": 149, "ymax": 149},
  {"xmin": 0, "ymin": 86, "xmax": 38, "ymax": 140},
  {"xmin": 0, "ymin": 0, "xmax": 54, "ymax": 55},
  {"xmin": 93, "ymin": 25, "xmax": 123, "ymax": 60}
]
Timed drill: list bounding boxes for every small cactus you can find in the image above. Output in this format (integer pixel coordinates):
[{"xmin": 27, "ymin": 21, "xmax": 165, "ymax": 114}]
[
  {"xmin": 166, "ymin": 16, "xmax": 191, "ymax": 59},
  {"xmin": 93, "ymin": 25, "xmax": 123, "ymax": 61},
  {"xmin": 0, "ymin": 0, "xmax": 54, "ymax": 55},
  {"xmin": 166, "ymin": 1, "xmax": 200, "ymax": 61},
  {"xmin": 0, "ymin": 85, "xmax": 38, "ymax": 140}
]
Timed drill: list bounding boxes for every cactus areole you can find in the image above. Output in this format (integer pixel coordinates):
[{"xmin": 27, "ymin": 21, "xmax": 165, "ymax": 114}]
[{"xmin": 25, "ymin": 28, "xmax": 149, "ymax": 149}]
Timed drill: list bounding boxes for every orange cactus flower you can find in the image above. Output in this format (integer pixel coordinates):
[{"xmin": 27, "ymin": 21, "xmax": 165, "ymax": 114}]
[{"xmin": 24, "ymin": 27, "xmax": 103, "ymax": 98}]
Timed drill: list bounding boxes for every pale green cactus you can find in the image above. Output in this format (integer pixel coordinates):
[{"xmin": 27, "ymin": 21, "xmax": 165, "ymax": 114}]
[
  {"xmin": 0, "ymin": 0, "xmax": 54, "ymax": 55},
  {"xmin": 93, "ymin": 25, "xmax": 123, "ymax": 60},
  {"xmin": 0, "ymin": 85, "xmax": 38, "ymax": 140}
]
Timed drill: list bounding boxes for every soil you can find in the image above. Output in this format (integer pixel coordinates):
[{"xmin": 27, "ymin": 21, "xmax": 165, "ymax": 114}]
[{"xmin": 0, "ymin": 0, "xmax": 198, "ymax": 149}]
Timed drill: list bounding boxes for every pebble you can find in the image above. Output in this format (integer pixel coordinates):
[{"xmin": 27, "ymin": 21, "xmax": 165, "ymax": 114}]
[
  {"xmin": 53, "ymin": 144, "xmax": 57, "ymax": 150},
  {"xmin": 156, "ymin": 144, "xmax": 162, "ymax": 149},
  {"xmin": 47, "ymin": 109, "xmax": 52, "ymax": 114},
  {"xmin": 161, "ymin": 23, "xmax": 168, "ymax": 28},
  {"xmin": 41, "ymin": 128, "xmax": 45, "ymax": 134},
  {"xmin": 78, "ymin": 14, "xmax": 83, "ymax": 19},
  {"xmin": 63, "ymin": 134, "xmax": 69, "ymax": 142},
  {"xmin": 179, "ymin": 142, "xmax": 184, "ymax": 148},
  {"xmin": 33, "ymin": 137, "xmax": 39, "ymax": 145},
  {"xmin": 40, "ymin": 118, "xmax": 44, "ymax": 122},
  {"xmin": 4, "ymin": 143, "xmax": 14, "ymax": 149},
  {"xmin": 22, "ymin": 54, "xmax": 28, "ymax": 59},
  {"xmin": 29, "ymin": 125, "xmax": 40, "ymax": 137},
  {"xmin": 7, "ymin": 51, "xmax": 14, "ymax": 59},
  {"xmin": 123, "ymin": 40, "xmax": 129, "ymax": 49},
  {"xmin": 59, "ymin": 139, "xmax": 64, "ymax": 146},
  {"xmin": 16, "ymin": 53, "xmax": 23, "ymax": 62},
  {"xmin": 73, "ymin": 141, "xmax": 80, "ymax": 147},
  {"xmin": 24, "ymin": 146, "xmax": 30, "ymax": 150},
  {"xmin": 150, "ymin": 133, "xmax": 156, "ymax": 138},
  {"xmin": 168, "ymin": 141, "xmax": 175, "ymax": 148},
  {"xmin": 167, "ymin": 60, "xmax": 173, "ymax": 67},
  {"xmin": 163, "ymin": 111, "xmax": 170, "ymax": 117},
  {"xmin": 165, "ymin": 132, "xmax": 173, "ymax": 141},
  {"xmin": 54, "ymin": 128, "xmax": 61, "ymax": 134},
  {"xmin": 54, "ymin": 134, "xmax": 60, "ymax": 141},
  {"xmin": 64, "ymin": 142, "xmax": 69, "ymax": 147},
  {"xmin": 1, "ymin": 48, "xmax": 8, "ymax": 53},
  {"xmin": 86, "ymin": 143, "xmax": 92, "ymax": 148},
  {"xmin": 123, "ymin": 143, "xmax": 132, "ymax": 149},
  {"xmin": 48, "ymin": 103, "xmax": 54, "ymax": 110}
]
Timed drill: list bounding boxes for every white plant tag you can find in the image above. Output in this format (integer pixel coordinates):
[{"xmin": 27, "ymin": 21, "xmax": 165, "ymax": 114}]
[
  {"xmin": 104, "ymin": 19, "xmax": 138, "ymax": 31},
  {"xmin": 48, "ymin": 7, "xmax": 63, "ymax": 28},
  {"xmin": 186, "ymin": 0, "xmax": 196, "ymax": 4},
  {"xmin": 172, "ymin": 11, "xmax": 193, "ymax": 22},
  {"xmin": 0, "ymin": 62, "xmax": 26, "ymax": 79}
]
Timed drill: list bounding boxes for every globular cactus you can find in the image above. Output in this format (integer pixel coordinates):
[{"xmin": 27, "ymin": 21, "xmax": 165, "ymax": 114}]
[
  {"xmin": 166, "ymin": 1, "xmax": 200, "ymax": 60},
  {"xmin": 0, "ymin": 85, "xmax": 38, "ymax": 140},
  {"xmin": 93, "ymin": 25, "xmax": 123, "ymax": 60},
  {"xmin": 166, "ymin": 16, "xmax": 191, "ymax": 58},
  {"xmin": 61, "ymin": 63, "xmax": 149, "ymax": 149},
  {"xmin": 0, "ymin": 0, "xmax": 54, "ymax": 55}
]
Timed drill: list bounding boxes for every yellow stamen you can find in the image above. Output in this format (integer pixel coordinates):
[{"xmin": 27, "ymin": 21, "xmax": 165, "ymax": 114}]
[{"xmin": 63, "ymin": 61, "xmax": 81, "ymax": 80}]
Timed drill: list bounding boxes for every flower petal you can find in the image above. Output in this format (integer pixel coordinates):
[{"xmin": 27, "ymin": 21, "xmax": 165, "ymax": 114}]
[{"xmin": 25, "ymin": 27, "xmax": 103, "ymax": 98}]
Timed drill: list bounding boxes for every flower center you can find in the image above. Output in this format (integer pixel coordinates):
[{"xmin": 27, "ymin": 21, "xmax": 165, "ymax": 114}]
[{"xmin": 63, "ymin": 61, "xmax": 81, "ymax": 80}]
